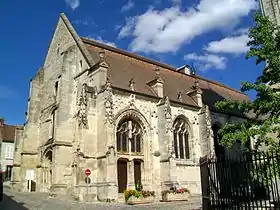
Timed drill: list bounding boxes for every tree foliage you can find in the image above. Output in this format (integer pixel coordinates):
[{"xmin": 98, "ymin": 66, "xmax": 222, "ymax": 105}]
[{"xmin": 215, "ymin": 12, "xmax": 280, "ymax": 152}]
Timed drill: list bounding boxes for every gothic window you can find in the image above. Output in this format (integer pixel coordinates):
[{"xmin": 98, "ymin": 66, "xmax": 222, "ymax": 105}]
[
  {"xmin": 116, "ymin": 118, "xmax": 143, "ymax": 153},
  {"xmin": 173, "ymin": 117, "xmax": 190, "ymax": 159}
]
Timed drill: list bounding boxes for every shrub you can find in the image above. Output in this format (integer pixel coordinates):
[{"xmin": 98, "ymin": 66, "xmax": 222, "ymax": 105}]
[{"xmin": 135, "ymin": 181, "xmax": 143, "ymax": 191}]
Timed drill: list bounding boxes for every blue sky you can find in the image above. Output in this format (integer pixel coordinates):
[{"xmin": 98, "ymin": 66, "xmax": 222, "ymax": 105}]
[{"xmin": 0, "ymin": 0, "xmax": 263, "ymax": 125}]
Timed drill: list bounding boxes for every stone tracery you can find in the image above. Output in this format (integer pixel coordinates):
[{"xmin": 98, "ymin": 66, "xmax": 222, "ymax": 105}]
[
  {"xmin": 76, "ymin": 83, "xmax": 88, "ymax": 128},
  {"xmin": 104, "ymin": 81, "xmax": 114, "ymax": 124},
  {"xmin": 116, "ymin": 118, "xmax": 142, "ymax": 153},
  {"xmin": 173, "ymin": 117, "xmax": 190, "ymax": 160}
]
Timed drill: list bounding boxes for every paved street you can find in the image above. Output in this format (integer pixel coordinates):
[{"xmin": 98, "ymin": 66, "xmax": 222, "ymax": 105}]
[{"xmin": 0, "ymin": 188, "xmax": 201, "ymax": 210}]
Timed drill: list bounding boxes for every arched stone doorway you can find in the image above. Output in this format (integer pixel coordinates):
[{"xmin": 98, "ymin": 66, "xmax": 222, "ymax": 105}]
[
  {"xmin": 42, "ymin": 150, "xmax": 53, "ymax": 191},
  {"xmin": 115, "ymin": 112, "xmax": 147, "ymax": 193},
  {"xmin": 117, "ymin": 158, "xmax": 127, "ymax": 193}
]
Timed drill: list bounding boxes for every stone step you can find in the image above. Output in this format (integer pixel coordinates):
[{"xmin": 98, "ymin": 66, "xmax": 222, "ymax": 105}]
[{"xmin": 118, "ymin": 193, "xmax": 125, "ymax": 203}]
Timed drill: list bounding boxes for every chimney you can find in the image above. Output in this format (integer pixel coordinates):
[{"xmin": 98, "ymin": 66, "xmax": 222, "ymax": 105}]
[
  {"xmin": 147, "ymin": 66, "xmax": 164, "ymax": 98},
  {"xmin": 177, "ymin": 65, "xmax": 195, "ymax": 75}
]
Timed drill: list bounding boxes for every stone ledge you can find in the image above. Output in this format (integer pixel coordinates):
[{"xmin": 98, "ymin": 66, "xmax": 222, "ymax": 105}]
[
  {"xmin": 126, "ymin": 196, "xmax": 155, "ymax": 205},
  {"xmin": 161, "ymin": 193, "xmax": 189, "ymax": 202},
  {"xmin": 21, "ymin": 151, "xmax": 38, "ymax": 155}
]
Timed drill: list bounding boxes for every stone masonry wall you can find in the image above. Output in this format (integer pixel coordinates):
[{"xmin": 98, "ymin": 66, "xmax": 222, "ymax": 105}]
[{"xmin": 111, "ymin": 90, "xmax": 202, "ymax": 195}]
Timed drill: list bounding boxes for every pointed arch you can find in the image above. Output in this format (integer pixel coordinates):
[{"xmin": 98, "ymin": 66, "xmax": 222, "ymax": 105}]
[
  {"xmin": 173, "ymin": 115, "xmax": 192, "ymax": 159},
  {"xmin": 114, "ymin": 109, "xmax": 149, "ymax": 154}
]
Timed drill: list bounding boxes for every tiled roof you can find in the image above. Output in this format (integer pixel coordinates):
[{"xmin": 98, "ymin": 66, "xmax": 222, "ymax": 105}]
[
  {"xmin": 1, "ymin": 124, "xmax": 16, "ymax": 143},
  {"xmin": 81, "ymin": 37, "xmax": 249, "ymax": 116}
]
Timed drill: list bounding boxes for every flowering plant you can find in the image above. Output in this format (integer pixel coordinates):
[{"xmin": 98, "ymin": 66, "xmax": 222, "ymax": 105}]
[
  {"xmin": 124, "ymin": 182, "xmax": 155, "ymax": 202},
  {"xmin": 161, "ymin": 186, "xmax": 190, "ymax": 196},
  {"xmin": 141, "ymin": 190, "xmax": 155, "ymax": 198}
]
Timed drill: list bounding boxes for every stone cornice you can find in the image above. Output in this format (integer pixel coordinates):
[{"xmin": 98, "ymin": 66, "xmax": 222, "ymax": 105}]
[
  {"xmin": 13, "ymin": 163, "xmax": 21, "ymax": 167},
  {"xmin": 21, "ymin": 151, "xmax": 38, "ymax": 155},
  {"xmin": 53, "ymin": 141, "xmax": 72, "ymax": 147}
]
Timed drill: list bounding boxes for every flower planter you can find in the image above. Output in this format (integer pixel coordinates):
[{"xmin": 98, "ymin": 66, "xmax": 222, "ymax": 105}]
[
  {"xmin": 126, "ymin": 195, "xmax": 155, "ymax": 205},
  {"xmin": 162, "ymin": 192, "xmax": 189, "ymax": 202}
]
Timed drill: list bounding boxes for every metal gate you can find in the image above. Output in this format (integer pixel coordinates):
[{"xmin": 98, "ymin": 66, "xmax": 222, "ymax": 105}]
[{"xmin": 200, "ymin": 152, "xmax": 280, "ymax": 209}]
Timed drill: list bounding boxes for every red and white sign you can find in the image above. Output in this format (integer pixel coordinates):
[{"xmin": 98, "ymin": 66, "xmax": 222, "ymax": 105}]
[{"xmin": 85, "ymin": 168, "xmax": 91, "ymax": 176}]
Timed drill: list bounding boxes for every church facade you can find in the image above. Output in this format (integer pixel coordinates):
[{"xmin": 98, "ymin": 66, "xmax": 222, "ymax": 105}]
[{"xmin": 12, "ymin": 13, "xmax": 249, "ymax": 202}]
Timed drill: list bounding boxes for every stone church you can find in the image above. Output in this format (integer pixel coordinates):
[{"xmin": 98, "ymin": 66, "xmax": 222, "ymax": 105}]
[{"xmin": 12, "ymin": 13, "xmax": 249, "ymax": 201}]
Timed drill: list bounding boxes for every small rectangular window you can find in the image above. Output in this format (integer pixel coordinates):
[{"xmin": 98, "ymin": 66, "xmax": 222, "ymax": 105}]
[
  {"xmin": 173, "ymin": 131, "xmax": 178, "ymax": 158},
  {"xmin": 54, "ymin": 81, "xmax": 59, "ymax": 96},
  {"xmin": 5, "ymin": 145, "xmax": 13, "ymax": 159},
  {"xmin": 5, "ymin": 165, "xmax": 13, "ymax": 181}
]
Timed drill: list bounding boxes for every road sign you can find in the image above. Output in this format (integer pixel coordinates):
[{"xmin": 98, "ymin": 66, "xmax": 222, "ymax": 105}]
[
  {"xmin": 85, "ymin": 168, "xmax": 91, "ymax": 176},
  {"xmin": 85, "ymin": 177, "xmax": 91, "ymax": 184}
]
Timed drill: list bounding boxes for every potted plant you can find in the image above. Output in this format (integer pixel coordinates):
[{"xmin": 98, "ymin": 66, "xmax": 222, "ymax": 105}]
[
  {"xmin": 124, "ymin": 181, "xmax": 156, "ymax": 205},
  {"xmin": 161, "ymin": 185, "xmax": 190, "ymax": 202}
]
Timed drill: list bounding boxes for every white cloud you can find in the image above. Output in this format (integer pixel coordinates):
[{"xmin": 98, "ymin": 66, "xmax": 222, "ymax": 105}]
[
  {"xmin": 118, "ymin": 17, "xmax": 136, "ymax": 38},
  {"xmin": 205, "ymin": 29, "xmax": 250, "ymax": 54},
  {"xmin": 205, "ymin": 34, "xmax": 250, "ymax": 54},
  {"xmin": 65, "ymin": 0, "xmax": 80, "ymax": 10},
  {"xmin": 184, "ymin": 53, "xmax": 227, "ymax": 71},
  {"xmin": 88, "ymin": 36, "xmax": 117, "ymax": 48},
  {"xmin": 119, "ymin": 0, "xmax": 258, "ymax": 53},
  {"xmin": 121, "ymin": 0, "xmax": 134, "ymax": 12},
  {"xmin": 235, "ymin": 27, "xmax": 250, "ymax": 35}
]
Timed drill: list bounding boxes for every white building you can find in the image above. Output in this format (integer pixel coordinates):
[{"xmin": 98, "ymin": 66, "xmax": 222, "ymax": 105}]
[{"xmin": 0, "ymin": 118, "xmax": 23, "ymax": 182}]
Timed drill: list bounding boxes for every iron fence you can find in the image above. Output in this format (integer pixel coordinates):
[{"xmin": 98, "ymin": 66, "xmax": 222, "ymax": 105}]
[{"xmin": 200, "ymin": 151, "xmax": 280, "ymax": 209}]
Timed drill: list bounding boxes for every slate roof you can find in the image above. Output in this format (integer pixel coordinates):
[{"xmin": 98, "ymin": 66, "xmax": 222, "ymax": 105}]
[{"xmin": 81, "ymin": 37, "xmax": 249, "ymax": 115}]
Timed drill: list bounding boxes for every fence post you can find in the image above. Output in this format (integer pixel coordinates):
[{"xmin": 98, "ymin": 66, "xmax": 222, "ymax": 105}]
[{"xmin": 200, "ymin": 156, "xmax": 210, "ymax": 210}]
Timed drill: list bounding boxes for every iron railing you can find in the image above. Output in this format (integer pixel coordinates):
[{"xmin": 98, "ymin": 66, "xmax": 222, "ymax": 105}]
[{"xmin": 200, "ymin": 151, "xmax": 280, "ymax": 209}]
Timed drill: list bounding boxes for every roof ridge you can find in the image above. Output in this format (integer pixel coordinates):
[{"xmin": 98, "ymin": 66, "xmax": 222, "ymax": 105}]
[
  {"xmin": 60, "ymin": 13, "xmax": 95, "ymax": 67},
  {"xmin": 81, "ymin": 37, "xmax": 247, "ymax": 97}
]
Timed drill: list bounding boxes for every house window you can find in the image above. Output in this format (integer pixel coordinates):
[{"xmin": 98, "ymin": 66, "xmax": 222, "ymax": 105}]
[
  {"xmin": 173, "ymin": 117, "xmax": 190, "ymax": 159},
  {"xmin": 5, "ymin": 165, "xmax": 13, "ymax": 181},
  {"xmin": 5, "ymin": 145, "xmax": 14, "ymax": 159},
  {"xmin": 116, "ymin": 118, "xmax": 142, "ymax": 153}
]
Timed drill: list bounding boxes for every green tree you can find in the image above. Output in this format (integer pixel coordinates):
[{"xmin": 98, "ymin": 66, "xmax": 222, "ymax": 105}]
[{"xmin": 215, "ymin": 12, "xmax": 280, "ymax": 152}]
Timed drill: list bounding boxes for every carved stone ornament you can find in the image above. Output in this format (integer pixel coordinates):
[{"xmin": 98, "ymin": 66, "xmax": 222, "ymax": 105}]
[
  {"xmin": 104, "ymin": 81, "xmax": 114, "ymax": 124},
  {"xmin": 205, "ymin": 105, "xmax": 215, "ymax": 157},
  {"xmin": 164, "ymin": 96, "xmax": 172, "ymax": 120},
  {"xmin": 152, "ymin": 150, "xmax": 161, "ymax": 157},
  {"xmin": 129, "ymin": 78, "xmax": 135, "ymax": 91},
  {"xmin": 193, "ymin": 116, "xmax": 199, "ymax": 125},
  {"xmin": 76, "ymin": 83, "xmax": 88, "ymax": 128},
  {"xmin": 169, "ymin": 150, "xmax": 176, "ymax": 160},
  {"xmin": 163, "ymin": 96, "xmax": 172, "ymax": 133},
  {"xmin": 129, "ymin": 93, "xmax": 136, "ymax": 108},
  {"xmin": 106, "ymin": 145, "xmax": 116, "ymax": 157}
]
